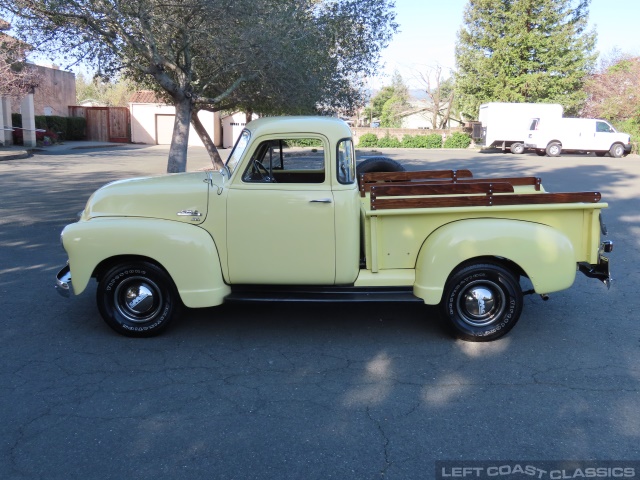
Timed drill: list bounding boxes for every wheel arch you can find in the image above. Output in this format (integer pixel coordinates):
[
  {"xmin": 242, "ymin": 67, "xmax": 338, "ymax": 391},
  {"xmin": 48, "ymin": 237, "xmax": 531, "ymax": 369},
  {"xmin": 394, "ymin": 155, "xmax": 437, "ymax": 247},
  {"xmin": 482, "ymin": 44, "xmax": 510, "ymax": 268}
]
[
  {"xmin": 413, "ymin": 218, "xmax": 577, "ymax": 304},
  {"xmin": 62, "ymin": 218, "xmax": 230, "ymax": 308}
]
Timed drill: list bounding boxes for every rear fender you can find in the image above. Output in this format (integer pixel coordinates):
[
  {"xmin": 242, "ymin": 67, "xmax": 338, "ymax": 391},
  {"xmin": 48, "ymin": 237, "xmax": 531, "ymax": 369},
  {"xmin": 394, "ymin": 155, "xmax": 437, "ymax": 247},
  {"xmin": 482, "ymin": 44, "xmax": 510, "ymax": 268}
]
[
  {"xmin": 62, "ymin": 218, "xmax": 230, "ymax": 307},
  {"xmin": 414, "ymin": 219, "xmax": 576, "ymax": 304}
]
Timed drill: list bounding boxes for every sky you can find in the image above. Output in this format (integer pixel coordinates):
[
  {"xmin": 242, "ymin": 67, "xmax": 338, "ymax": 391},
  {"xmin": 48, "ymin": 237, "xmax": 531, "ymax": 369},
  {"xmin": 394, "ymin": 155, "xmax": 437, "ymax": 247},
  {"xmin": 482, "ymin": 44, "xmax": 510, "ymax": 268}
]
[{"xmin": 373, "ymin": 0, "xmax": 640, "ymax": 89}]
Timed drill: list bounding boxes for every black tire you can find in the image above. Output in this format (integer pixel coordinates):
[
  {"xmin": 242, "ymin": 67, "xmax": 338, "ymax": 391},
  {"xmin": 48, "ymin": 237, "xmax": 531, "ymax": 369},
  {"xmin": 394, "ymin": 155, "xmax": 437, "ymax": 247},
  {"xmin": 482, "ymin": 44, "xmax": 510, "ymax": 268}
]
[
  {"xmin": 609, "ymin": 143, "xmax": 624, "ymax": 158},
  {"xmin": 440, "ymin": 262, "xmax": 523, "ymax": 342},
  {"xmin": 510, "ymin": 142, "xmax": 525, "ymax": 154},
  {"xmin": 546, "ymin": 142, "xmax": 562, "ymax": 157},
  {"xmin": 595, "ymin": 151, "xmax": 607, "ymax": 157},
  {"xmin": 356, "ymin": 156, "xmax": 405, "ymax": 177},
  {"xmin": 535, "ymin": 149, "xmax": 546, "ymax": 156},
  {"xmin": 97, "ymin": 261, "xmax": 180, "ymax": 337}
]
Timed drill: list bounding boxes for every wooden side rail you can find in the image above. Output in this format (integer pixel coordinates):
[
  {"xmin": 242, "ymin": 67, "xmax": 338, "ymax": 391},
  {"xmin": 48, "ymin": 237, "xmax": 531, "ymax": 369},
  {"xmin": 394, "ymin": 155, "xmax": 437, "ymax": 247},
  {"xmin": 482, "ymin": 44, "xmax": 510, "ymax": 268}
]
[
  {"xmin": 369, "ymin": 190, "xmax": 601, "ymax": 211},
  {"xmin": 370, "ymin": 182, "xmax": 515, "ymax": 198},
  {"xmin": 359, "ymin": 169, "xmax": 473, "ymax": 196}
]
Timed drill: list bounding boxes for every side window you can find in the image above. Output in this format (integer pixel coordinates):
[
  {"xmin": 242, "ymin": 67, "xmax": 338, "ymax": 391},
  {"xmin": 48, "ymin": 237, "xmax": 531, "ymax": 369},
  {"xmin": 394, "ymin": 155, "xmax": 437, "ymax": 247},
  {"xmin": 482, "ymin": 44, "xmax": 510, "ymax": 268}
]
[
  {"xmin": 337, "ymin": 138, "xmax": 356, "ymax": 185},
  {"xmin": 529, "ymin": 118, "xmax": 539, "ymax": 130},
  {"xmin": 596, "ymin": 121, "xmax": 613, "ymax": 133},
  {"xmin": 242, "ymin": 138, "xmax": 325, "ymax": 184}
]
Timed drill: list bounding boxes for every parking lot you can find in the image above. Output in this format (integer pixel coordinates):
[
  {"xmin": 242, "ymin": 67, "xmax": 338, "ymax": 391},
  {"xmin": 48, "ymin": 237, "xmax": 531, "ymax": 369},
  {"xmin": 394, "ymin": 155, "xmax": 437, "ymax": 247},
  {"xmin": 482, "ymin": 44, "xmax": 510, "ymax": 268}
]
[{"xmin": 1, "ymin": 145, "xmax": 639, "ymax": 479}]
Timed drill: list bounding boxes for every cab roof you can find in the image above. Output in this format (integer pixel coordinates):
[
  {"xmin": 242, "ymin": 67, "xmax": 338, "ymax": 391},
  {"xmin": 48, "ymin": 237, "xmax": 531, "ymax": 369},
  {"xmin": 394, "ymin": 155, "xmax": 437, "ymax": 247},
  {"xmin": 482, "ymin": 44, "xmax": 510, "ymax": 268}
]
[{"xmin": 244, "ymin": 116, "xmax": 352, "ymax": 141}]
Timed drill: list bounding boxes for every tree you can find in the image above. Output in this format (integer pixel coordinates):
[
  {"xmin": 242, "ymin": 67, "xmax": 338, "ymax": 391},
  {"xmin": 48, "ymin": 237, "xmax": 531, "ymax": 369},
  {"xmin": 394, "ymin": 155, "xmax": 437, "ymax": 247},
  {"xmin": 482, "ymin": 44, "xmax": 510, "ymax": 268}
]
[
  {"xmin": 2, "ymin": 0, "xmax": 397, "ymax": 172},
  {"xmin": 0, "ymin": 20, "xmax": 41, "ymax": 100},
  {"xmin": 76, "ymin": 73, "xmax": 137, "ymax": 107},
  {"xmin": 372, "ymin": 71, "xmax": 409, "ymax": 127},
  {"xmin": 582, "ymin": 53, "xmax": 640, "ymax": 120},
  {"xmin": 417, "ymin": 65, "xmax": 457, "ymax": 129},
  {"xmin": 455, "ymin": 0, "xmax": 597, "ymax": 120}
]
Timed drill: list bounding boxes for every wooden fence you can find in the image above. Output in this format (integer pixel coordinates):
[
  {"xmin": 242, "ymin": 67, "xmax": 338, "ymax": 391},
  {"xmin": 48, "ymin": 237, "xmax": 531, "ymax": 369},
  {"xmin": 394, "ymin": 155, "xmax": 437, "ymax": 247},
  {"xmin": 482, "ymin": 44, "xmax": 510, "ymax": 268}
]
[{"xmin": 68, "ymin": 106, "xmax": 130, "ymax": 143}]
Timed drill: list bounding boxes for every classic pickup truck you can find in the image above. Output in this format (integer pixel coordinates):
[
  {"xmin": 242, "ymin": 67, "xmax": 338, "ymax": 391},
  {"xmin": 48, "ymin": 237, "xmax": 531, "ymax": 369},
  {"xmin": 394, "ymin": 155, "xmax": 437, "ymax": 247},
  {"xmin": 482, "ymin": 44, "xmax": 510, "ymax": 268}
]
[{"xmin": 55, "ymin": 116, "xmax": 613, "ymax": 341}]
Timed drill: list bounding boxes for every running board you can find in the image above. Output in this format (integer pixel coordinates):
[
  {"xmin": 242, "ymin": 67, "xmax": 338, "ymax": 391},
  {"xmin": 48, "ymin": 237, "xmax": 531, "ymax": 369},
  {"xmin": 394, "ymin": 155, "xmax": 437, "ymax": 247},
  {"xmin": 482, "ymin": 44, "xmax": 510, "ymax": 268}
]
[{"xmin": 225, "ymin": 286, "xmax": 423, "ymax": 303}]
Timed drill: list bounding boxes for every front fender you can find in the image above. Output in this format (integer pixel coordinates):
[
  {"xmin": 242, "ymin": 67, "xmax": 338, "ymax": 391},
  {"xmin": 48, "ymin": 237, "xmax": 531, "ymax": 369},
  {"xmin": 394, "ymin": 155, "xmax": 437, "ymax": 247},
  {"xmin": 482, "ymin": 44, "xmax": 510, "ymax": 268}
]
[
  {"xmin": 62, "ymin": 218, "xmax": 230, "ymax": 308},
  {"xmin": 414, "ymin": 219, "xmax": 577, "ymax": 304}
]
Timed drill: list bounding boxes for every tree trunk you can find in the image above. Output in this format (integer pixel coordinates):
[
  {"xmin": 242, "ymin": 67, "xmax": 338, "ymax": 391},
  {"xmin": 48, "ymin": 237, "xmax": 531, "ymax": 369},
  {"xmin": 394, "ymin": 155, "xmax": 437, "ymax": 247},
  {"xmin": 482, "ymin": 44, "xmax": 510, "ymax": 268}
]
[
  {"xmin": 167, "ymin": 96, "xmax": 192, "ymax": 173},
  {"xmin": 245, "ymin": 110, "xmax": 253, "ymax": 125},
  {"xmin": 191, "ymin": 109, "xmax": 225, "ymax": 169}
]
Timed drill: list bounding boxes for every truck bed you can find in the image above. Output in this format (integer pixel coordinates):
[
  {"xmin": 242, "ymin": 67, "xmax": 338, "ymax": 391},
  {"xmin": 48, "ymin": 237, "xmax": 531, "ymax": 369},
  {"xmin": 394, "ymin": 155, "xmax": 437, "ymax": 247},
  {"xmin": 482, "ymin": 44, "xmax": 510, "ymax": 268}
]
[{"xmin": 358, "ymin": 170, "xmax": 606, "ymax": 273}]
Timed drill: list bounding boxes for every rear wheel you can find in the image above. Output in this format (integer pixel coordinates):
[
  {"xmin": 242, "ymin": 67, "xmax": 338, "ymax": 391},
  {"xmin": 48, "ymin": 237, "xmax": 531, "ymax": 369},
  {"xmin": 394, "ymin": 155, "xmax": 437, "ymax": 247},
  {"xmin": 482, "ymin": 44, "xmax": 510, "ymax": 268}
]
[
  {"xmin": 546, "ymin": 142, "xmax": 562, "ymax": 157},
  {"xmin": 97, "ymin": 261, "xmax": 180, "ymax": 337},
  {"xmin": 609, "ymin": 143, "xmax": 625, "ymax": 158},
  {"xmin": 535, "ymin": 149, "xmax": 546, "ymax": 156},
  {"xmin": 595, "ymin": 151, "xmax": 607, "ymax": 157},
  {"xmin": 441, "ymin": 263, "xmax": 523, "ymax": 342},
  {"xmin": 510, "ymin": 142, "xmax": 525, "ymax": 154}
]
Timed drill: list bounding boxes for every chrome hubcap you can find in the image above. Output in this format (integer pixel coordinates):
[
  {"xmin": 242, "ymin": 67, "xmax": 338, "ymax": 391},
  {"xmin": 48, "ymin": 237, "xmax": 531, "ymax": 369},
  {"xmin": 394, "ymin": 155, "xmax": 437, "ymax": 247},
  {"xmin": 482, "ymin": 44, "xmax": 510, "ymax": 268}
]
[
  {"xmin": 115, "ymin": 277, "xmax": 162, "ymax": 323},
  {"xmin": 457, "ymin": 280, "xmax": 506, "ymax": 327}
]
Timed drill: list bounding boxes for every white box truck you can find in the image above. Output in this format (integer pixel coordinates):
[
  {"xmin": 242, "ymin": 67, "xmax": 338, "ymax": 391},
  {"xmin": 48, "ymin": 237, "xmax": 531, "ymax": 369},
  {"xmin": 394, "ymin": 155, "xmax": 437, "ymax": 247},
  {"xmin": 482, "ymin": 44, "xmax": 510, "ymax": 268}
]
[
  {"xmin": 525, "ymin": 117, "xmax": 632, "ymax": 157},
  {"xmin": 473, "ymin": 102, "xmax": 563, "ymax": 154}
]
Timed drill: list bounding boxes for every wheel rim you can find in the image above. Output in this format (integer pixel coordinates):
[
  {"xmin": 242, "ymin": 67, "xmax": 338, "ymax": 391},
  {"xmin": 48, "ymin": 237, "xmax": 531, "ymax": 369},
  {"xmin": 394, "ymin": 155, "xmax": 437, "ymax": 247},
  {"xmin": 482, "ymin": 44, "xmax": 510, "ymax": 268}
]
[
  {"xmin": 549, "ymin": 145, "xmax": 560, "ymax": 155},
  {"xmin": 114, "ymin": 276, "xmax": 163, "ymax": 323},
  {"xmin": 615, "ymin": 145, "xmax": 623, "ymax": 156},
  {"xmin": 456, "ymin": 280, "xmax": 506, "ymax": 327}
]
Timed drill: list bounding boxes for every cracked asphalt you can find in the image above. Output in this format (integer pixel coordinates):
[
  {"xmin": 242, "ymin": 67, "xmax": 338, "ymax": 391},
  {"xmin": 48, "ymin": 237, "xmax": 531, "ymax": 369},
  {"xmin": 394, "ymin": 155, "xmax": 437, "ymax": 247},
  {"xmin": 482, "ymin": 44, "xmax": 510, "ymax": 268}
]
[{"xmin": 1, "ymin": 144, "xmax": 639, "ymax": 479}]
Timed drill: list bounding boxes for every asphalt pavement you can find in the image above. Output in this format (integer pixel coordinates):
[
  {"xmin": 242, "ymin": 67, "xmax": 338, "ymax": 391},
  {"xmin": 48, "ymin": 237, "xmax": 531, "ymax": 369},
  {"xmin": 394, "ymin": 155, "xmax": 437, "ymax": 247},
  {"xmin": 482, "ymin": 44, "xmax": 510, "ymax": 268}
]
[{"xmin": 1, "ymin": 144, "xmax": 639, "ymax": 479}]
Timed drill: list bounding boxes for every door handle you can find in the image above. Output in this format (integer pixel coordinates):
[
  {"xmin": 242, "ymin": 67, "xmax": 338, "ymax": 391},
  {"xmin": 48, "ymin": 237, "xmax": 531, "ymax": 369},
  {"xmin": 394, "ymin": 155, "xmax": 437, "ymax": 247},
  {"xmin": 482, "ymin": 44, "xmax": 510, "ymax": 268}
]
[{"xmin": 309, "ymin": 198, "xmax": 332, "ymax": 204}]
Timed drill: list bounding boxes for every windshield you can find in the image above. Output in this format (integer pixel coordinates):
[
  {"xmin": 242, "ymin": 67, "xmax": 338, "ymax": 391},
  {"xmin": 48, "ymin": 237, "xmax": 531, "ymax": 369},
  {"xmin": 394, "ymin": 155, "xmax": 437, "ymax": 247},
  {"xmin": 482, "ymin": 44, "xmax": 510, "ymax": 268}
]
[{"xmin": 225, "ymin": 130, "xmax": 251, "ymax": 175}]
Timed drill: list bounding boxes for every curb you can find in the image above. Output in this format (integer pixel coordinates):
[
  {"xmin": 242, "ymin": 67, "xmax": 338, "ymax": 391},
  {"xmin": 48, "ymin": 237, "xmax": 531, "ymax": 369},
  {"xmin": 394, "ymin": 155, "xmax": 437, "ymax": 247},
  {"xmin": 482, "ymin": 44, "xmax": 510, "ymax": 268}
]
[{"xmin": 0, "ymin": 150, "xmax": 33, "ymax": 161}]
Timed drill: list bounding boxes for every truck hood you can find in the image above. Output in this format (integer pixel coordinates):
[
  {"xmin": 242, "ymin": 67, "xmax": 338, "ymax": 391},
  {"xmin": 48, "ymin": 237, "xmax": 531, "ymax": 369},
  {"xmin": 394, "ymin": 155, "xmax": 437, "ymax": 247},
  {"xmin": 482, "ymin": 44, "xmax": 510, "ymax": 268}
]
[{"xmin": 82, "ymin": 172, "xmax": 216, "ymax": 224}]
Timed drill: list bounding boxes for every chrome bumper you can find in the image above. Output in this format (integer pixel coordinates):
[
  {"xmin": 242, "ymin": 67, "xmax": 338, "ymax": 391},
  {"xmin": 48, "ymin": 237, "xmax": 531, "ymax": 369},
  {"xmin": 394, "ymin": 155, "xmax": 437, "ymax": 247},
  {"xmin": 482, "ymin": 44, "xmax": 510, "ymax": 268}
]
[{"xmin": 55, "ymin": 264, "xmax": 72, "ymax": 298}]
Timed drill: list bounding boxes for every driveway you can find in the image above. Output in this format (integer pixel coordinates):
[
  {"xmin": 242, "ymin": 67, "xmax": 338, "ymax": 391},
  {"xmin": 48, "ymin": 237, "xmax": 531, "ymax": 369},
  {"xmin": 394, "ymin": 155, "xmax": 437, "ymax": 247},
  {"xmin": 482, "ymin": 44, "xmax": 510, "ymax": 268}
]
[{"xmin": 1, "ymin": 146, "xmax": 638, "ymax": 479}]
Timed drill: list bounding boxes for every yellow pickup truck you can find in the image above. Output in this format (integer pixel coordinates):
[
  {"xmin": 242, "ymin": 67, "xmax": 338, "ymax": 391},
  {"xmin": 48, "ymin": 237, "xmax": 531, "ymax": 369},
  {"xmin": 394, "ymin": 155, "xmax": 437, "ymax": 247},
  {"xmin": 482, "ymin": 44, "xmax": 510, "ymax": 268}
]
[{"xmin": 55, "ymin": 116, "xmax": 612, "ymax": 341}]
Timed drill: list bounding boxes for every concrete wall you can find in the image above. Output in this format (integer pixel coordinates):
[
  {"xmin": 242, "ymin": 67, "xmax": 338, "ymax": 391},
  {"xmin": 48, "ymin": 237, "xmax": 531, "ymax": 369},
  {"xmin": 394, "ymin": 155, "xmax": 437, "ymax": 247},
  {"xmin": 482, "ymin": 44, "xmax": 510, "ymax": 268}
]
[{"xmin": 12, "ymin": 65, "xmax": 76, "ymax": 117}]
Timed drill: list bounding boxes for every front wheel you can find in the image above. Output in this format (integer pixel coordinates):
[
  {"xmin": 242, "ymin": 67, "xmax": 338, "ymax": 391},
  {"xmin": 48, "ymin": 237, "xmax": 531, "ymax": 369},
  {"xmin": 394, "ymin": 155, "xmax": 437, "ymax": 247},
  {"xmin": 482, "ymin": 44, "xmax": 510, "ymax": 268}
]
[
  {"xmin": 440, "ymin": 263, "xmax": 523, "ymax": 342},
  {"xmin": 97, "ymin": 261, "xmax": 181, "ymax": 337},
  {"xmin": 609, "ymin": 143, "xmax": 625, "ymax": 158}
]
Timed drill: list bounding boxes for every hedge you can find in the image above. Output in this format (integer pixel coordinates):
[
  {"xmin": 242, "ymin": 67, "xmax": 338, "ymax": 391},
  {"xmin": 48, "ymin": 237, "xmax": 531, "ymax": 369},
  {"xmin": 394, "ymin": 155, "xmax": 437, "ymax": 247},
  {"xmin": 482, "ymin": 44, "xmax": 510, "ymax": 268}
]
[
  {"xmin": 443, "ymin": 132, "xmax": 472, "ymax": 149},
  {"xmin": 11, "ymin": 114, "xmax": 86, "ymax": 141}
]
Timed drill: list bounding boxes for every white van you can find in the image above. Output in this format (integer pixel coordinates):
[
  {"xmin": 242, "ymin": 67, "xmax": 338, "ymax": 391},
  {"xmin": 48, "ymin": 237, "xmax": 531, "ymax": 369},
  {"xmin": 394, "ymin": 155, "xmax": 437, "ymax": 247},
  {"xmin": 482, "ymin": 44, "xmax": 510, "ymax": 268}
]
[
  {"xmin": 474, "ymin": 102, "xmax": 563, "ymax": 154},
  {"xmin": 525, "ymin": 117, "xmax": 631, "ymax": 157}
]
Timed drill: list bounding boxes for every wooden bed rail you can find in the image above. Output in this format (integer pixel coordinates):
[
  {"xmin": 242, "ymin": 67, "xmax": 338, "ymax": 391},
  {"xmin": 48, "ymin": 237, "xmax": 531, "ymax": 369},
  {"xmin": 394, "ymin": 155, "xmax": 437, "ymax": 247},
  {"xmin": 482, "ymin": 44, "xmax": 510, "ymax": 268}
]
[
  {"xmin": 369, "ymin": 182, "xmax": 601, "ymax": 211},
  {"xmin": 359, "ymin": 169, "xmax": 473, "ymax": 196}
]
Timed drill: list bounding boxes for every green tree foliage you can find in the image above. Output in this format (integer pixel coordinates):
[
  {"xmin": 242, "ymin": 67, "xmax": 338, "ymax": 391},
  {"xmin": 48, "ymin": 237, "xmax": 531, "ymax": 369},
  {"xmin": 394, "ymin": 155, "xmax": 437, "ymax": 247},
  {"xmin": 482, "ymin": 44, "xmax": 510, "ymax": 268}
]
[
  {"xmin": 76, "ymin": 73, "xmax": 138, "ymax": 107},
  {"xmin": 455, "ymin": 0, "xmax": 597, "ymax": 119},
  {"xmin": 378, "ymin": 71, "xmax": 410, "ymax": 127},
  {"xmin": 1, "ymin": 0, "xmax": 397, "ymax": 172}
]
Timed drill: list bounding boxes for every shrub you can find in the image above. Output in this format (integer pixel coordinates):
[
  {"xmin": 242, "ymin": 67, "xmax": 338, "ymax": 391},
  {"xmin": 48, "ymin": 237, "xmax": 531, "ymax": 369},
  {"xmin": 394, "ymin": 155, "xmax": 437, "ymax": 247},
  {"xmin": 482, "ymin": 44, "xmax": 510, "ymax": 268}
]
[
  {"xmin": 284, "ymin": 138, "xmax": 323, "ymax": 148},
  {"xmin": 377, "ymin": 134, "xmax": 401, "ymax": 148},
  {"xmin": 358, "ymin": 133, "xmax": 378, "ymax": 147},
  {"xmin": 66, "ymin": 117, "xmax": 87, "ymax": 140},
  {"xmin": 444, "ymin": 132, "xmax": 472, "ymax": 149},
  {"xmin": 402, "ymin": 133, "xmax": 443, "ymax": 148},
  {"xmin": 13, "ymin": 128, "xmax": 59, "ymax": 146}
]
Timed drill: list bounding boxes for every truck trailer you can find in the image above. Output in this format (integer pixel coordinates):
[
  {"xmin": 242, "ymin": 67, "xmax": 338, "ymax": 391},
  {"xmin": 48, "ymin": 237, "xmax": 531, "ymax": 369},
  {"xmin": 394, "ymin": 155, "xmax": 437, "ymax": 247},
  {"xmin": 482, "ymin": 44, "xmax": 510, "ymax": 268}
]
[{"xmin": 474, "ymin": 102, "xmax": 563, "ymax": 153}]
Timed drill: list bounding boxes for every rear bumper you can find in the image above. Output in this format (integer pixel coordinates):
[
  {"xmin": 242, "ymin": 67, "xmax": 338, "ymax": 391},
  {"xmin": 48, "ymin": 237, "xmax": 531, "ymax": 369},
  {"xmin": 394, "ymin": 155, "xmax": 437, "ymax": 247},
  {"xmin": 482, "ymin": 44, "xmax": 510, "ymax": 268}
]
[
  {"xmin": 578, "ymin": 254, "xmax": 612, "ymax": 289},
  {"xmin": 55, "ymin": 264, "xmax": 72, "ymax": 298}
]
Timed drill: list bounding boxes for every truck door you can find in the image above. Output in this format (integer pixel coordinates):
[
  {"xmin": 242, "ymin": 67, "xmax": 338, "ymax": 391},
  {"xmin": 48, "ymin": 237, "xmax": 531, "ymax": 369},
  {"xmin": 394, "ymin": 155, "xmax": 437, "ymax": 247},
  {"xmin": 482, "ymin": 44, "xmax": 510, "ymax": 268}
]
[
  {"xmin": 226, "ymin": 136, "xmax": 336, "ymax": 284},
  {"xmin": 593, "ymin": 120, "xmax": 616, "ymax": 152}
]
